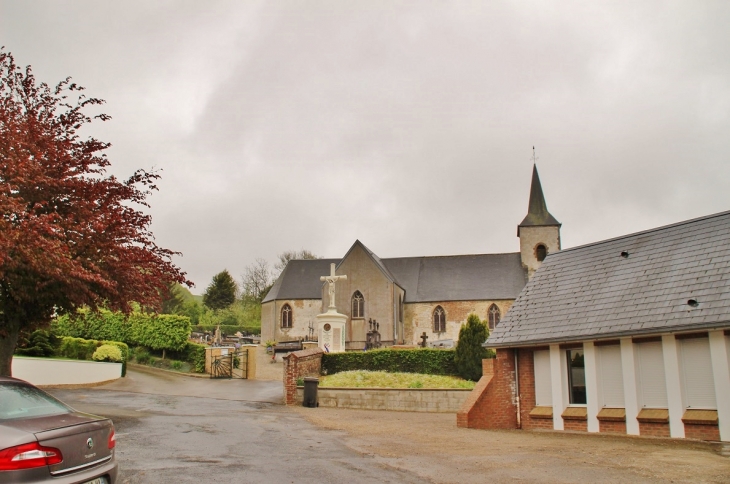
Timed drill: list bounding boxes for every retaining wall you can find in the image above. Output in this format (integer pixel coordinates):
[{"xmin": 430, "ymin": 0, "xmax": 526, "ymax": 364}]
[
  {"xmin": 295, "ymin": 386, "xmax": 471, "ymax": 412},
  {"xmin": 12, "ymin": 357, "xmax": 122, "ymax": 386}
]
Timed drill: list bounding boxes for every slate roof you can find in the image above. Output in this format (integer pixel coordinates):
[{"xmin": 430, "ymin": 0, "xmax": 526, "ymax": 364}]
[
  {"xmin": 518, "ymin": 164, "xmax": 560, "ymax": 235},
  {"xmin": 262, "ymin": 250, "xmax": 528, "ymax": 303},
  {"xmin": 488, "ymin": 210, "xmax": 730, "ymax": 347},
  {"xmin": 261, "ymin": 259, "xmax": 338, "ymax": 303}
]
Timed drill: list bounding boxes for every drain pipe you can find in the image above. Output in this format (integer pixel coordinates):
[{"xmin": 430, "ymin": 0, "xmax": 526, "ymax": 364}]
[{"xmin": 514, "ymin": 350, "xmax": 521, "ymax": 429}]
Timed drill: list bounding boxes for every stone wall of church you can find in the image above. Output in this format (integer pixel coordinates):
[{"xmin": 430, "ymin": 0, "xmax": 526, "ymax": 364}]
[
  {"xmin": 261, "ymin": 299, "xmax": 323, "ymax": 343},
  {"xmin": 404, "ymin": 299, "xmax": 514, "ymax": 346},
  {"xmin": 519, "ymin": 225, "xmax": 560, "ymax": 278},
  {"xmin": 330, "ymin": 245, "xmax": 396, "ymax": 349}
]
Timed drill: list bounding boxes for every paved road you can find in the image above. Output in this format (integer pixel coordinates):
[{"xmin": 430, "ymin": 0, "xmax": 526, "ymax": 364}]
[{"xmin": 49, "ymin": 368, "xmax": 427, "ymax": 484}]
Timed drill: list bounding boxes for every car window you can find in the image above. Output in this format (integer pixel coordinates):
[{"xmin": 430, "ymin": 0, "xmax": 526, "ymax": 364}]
[{"xmin": 0, "ymin": 383, "xmax": 71, "ymax": 420}]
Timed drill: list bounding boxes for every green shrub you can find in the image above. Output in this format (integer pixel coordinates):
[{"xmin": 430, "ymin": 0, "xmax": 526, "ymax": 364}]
[
  {"xmin": 454, "ymin": 313, "xmax": 491, "ymax": 381},
  {"xmin": 135, "ymin": 348, "xmax": 151, "ymax": 365},
  {"xmin": 321, "ymin": 348, "xmax": 458, "ymax": 376},
  {"xmin": 171, "ymin": 360, "xmax": 183, "ymax": 370},
  {"xmin": 58, "ymin": 337, "xmax": 98, "ymax": 361},
  {"xmin": 92, "ymin": 345, "xmax": 123, "ymax": 363},
  {"xmin": 15, "ymin": 330, "xmax": 58, "ymax": 357},
  {"xmin": 167, "ymin": 342, "xmax": 206, "ymax": 373}
]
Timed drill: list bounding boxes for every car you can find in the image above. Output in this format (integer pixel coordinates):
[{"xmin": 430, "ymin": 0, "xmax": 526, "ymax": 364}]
[{"xmin": 0, "ymin": 376, "xmax": 118, "ymax": 484}]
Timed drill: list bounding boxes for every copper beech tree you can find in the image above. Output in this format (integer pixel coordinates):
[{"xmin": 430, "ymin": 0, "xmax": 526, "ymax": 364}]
[{"xmin": 0, "ymin": 50, "xmax": 190, "ymax": 376}]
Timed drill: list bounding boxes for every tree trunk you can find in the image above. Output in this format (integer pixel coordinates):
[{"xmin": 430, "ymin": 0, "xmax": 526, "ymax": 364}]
[
  {"xmin": 162, "ymin": 348, "xmax": 166, "ymax": 360},
  {"xmin": 0, "ymin": 319, "xmax": 21, "ymax": 377}
]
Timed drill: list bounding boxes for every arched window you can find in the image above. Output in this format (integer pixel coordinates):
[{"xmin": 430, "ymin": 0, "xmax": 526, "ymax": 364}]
[
  {"xmin": 536, "ymin": 244, "xmax": 547, "ymax": 262},
  {"xmin": 352, "ymin": 291, "xmax": 364, "ymax": 318},
  {"xmin": 488, "ymin": 304, "xmax": 501, "ymax": 330},
  {"xmin": 281, "ymin": 304, "xmax": 292, "ymax": 328},
  {"xmin": 433, "ymin": 306, "xmax": 446, "ymax": 333}
]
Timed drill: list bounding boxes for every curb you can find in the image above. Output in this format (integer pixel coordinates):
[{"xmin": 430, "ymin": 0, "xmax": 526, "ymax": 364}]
[{"xmin": 127, "ymin": 362, "xmax": 209, "ymax": 379}]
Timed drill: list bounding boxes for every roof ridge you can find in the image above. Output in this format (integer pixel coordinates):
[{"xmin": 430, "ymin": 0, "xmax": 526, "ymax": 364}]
[{"xmin": 556, "ymin": 209, "xmax": 730, "ymax": 255}]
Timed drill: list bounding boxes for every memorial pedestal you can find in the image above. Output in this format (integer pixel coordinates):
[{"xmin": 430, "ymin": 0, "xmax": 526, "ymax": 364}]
[{"xmin": 317, "ymin": 309, "xmax": 347, "ymax": 353}]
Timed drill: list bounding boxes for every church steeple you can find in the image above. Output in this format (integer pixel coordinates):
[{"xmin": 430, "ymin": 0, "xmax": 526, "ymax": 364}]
[
  {"xmin": 517, "ymin": 157, "xmax": 561, "ymax": 278},
  {"xmin": 517, "ymin": 164, "xmax": 561, "ymax": 236}
]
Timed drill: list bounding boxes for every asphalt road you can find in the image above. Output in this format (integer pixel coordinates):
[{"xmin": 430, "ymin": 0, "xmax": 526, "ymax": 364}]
[{"xmin": 48, "ymin": 368, "xmax": 427, "ymax": 484}]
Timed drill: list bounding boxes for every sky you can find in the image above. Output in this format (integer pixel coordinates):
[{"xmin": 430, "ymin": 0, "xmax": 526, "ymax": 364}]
[{"xmin": 2, "ymin": 1, "xmax": 729, "ymax": 292}]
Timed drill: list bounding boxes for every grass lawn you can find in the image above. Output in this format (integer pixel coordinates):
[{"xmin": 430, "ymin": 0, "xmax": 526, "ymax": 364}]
[{"xmin": 319, "ymin": 370, "xmax": 475, "ymax": 389}]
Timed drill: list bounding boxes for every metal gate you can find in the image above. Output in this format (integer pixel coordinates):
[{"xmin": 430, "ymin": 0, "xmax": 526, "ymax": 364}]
[{"xmin": 210, "ymin": 347, "xmax": 248, "ymax": 379}]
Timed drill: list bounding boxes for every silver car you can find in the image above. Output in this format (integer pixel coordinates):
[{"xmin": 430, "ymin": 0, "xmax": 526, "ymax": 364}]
[{"xmin": 0, "ymin": 376, "xmax": 118, "ymax": 484}]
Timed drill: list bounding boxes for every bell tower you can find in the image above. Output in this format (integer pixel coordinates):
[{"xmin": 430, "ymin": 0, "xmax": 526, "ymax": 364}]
[{"xmin": 518, "ymin": 161, "xmax": 561, "ymax": 278}]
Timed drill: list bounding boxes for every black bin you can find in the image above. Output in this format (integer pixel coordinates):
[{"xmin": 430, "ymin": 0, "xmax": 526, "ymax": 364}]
[{"xmin": 302, "ymin": 377, "xmax": 319, "ymax": 408}]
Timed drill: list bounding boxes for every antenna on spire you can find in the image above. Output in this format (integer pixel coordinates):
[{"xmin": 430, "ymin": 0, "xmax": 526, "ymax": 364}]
[{"xmin": 531, "ymin": 146, "xmax": 538, "ymax": 166}]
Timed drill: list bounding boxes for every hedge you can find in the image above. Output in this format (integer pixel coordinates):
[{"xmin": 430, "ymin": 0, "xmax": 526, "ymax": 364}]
[
  {"xmin": 53, "ymin": 310, "xmax": 191, "ymax": 352},
  {"xmin": 191, "ymin": 324, "xmax": 260, "ymax": 336},
  {"xmin": 166, "ymin": 342, "xmax": 207, "ymax": 373},
  {"xmin": 58, "ymin": 337, "xmax": 129, "ymax": 377},
  {"xmin": 321, "ymin": 348, "xmax": 460, "ymax": 376}
]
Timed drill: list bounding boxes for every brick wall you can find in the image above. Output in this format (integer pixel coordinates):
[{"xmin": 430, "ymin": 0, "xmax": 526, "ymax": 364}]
[
  {"xmin": 638, "ymin": 422, "xmax": 670, "ymax": 438},
  {"xmin": 457, "ymin": 350, "xmax": 517, "ymax": 429},
  {"xmin": 283, "ymin": 347, "xmax": 323, "ymax": 405},
  {"xmin": 563, "ymin": 419, "xmax": 587, "ymax": 432},
  {"xmin": 599, "ymin": 420, "xmax": 626, "ymax": 434},
  {"xmin": 684, "ymin": 423, "xmax": 720, "ymax": 441}
]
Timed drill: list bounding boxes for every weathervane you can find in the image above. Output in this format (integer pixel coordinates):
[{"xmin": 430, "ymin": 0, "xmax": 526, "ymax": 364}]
[{"xmin": 532, "ymin": 146, "xmax": 539, "ymax": 165}]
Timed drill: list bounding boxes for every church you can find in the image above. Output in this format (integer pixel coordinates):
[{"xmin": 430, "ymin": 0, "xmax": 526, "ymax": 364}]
[{"xmin": 261, "ymin": 165, "xmax": 561, "ymax": 349}]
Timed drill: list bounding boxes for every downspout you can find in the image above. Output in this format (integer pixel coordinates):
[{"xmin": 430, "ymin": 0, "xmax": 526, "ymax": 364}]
[{"xmin": 514, "ymin": 349, "xmax": 522, "ymax": 429}]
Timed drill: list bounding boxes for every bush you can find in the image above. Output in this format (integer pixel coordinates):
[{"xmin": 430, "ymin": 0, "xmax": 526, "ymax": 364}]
[
  {"xmin": 171, "ymin": 360, "xmax": 183, "ymax": 370},
  {"xmin": 167, "ymin": 342, "xmax": 206, "ymax": 373},
  {"xmin": 134, "ymin": 347, "xmax": 151, "ymax": 365},
  {"xmin": 321, "ymin": 348, "xmax": 458, "ymax": 376},
  {"xmin": 15, "ymin": 330, "xmax": 58, "ymax": 357},
  {"xmin": 57, "ymin": 337, "xmax": 128, "ymax": 376},
  {"xmin": 454, "ymin": 313, "xmax": 491, "ymax": 381},
  {"xmin": 92, "ymin": 345, "xmax": 123, "ymax": 363}
]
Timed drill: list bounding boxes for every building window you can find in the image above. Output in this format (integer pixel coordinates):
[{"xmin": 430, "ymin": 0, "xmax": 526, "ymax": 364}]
[
  {"xmin": 488, "ymin": 304, "xmax": 501, "ymax": 330},
  {"xmin": 678, "ymin": 337, "xmax": 716, "ymax": 409},
  {"xmin": 281, "ymin": 304, "xmax": 292, "ymax": 328},
  {"xmin": 433, "ymin": 306, "xmax": 446, "ymax": 333},
  {"xmin": 567, "ymin": 349, "xmax": 586, "ymax": 404},
  {"xmin": 596, "ymin": 344, "xmax": 624, "ymax": 408},
  {"xmin": 398, "ymin": 295, "xmax": 404, "ymax": 322},
  {"xmin": 533, "ymin": 350, "xmax": 552, "ymax": 406},
  {"xmin": 536, "ymin": 244, "xmax": 547, "ymax": 262},
  {"xmin": 635, "ymin": 341, "xmax": 668, "ymax": 408},
  {"xmin": 352, "ymin": 291, "xmax": 364, "ymax": 318}
]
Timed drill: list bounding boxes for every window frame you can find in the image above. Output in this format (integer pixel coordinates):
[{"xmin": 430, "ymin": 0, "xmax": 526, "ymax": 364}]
[
  {"xmin": 566, "ymin": 349, "xmax": 587, "ymax": 405},
  {"xmin": 352, "ymin": 291, "xmax": 365, "ymax": 319},
  {"xmin": 433, "ymin": 306, "xmax": 446, "ymax": 333},
  {"xmin": 281, "ymin": 303, "xmax": 292, "ymax": 329}
]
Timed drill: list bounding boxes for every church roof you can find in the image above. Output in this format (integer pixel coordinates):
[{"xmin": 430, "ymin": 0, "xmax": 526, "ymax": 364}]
[
  {"xmin": 518, "ymin": 164, "xmax": 560, "ymax": 235},
  {"xmin": 382, "ymin": 253, "xmax": 527, "ymax": 302},
  {"xmin": 261, "ymin": 258, "xmax": 338, "ymax": 303},
  {"xmin": 488, "ymin": 210, "xmax": 730, "ymax": 348},
  {"xmin": 263, "ymin": 250, "xmax": 528, "ymax": 303}
]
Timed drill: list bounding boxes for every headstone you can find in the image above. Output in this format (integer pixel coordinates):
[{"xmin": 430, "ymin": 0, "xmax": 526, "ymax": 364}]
[{"xmin": 420, "ymin": 332, "xmax": 429, "ymax": 348}]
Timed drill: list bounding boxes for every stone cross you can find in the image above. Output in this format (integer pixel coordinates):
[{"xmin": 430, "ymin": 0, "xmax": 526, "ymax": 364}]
[
  {"xmin": 420, "ymin": 332, "xmax": 428, "ymax": 348},
  {"xmin": 320, "ymin": 263, "xmax": 347, "ymax": 310}
]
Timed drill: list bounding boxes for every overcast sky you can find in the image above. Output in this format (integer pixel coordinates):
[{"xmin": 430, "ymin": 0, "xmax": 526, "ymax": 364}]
[{"xmin": 2, "ymin": 1, "xmax": 729, "ymax": 292}]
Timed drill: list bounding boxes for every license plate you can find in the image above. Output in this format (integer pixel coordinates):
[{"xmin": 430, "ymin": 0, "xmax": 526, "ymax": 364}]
[{"xmin": 82, "ymin": 478, "xmax": 108, "ymax": 484}]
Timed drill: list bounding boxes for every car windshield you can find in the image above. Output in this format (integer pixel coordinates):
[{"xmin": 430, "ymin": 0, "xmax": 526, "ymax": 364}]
[{"xmin": 0, "ymin": 383, "xmax": 71, "ymax": 420}]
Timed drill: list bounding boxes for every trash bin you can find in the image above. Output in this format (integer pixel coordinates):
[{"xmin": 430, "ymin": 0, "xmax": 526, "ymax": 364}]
[{"xmin": 302, "ymin": 377, "xmax": 319, "ymax": 408}]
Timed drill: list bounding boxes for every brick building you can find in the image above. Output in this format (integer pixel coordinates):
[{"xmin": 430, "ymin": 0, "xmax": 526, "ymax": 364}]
[
  {"xmin": 261, "ymin": 165, "xmax": 560, "ymax": 348},
  {"xmin": 459, "ymin": 210, "xmax": 730, "ymax": 443}
]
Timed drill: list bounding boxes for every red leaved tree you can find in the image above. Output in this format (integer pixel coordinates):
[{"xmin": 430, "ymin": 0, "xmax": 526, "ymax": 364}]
[{"xmin": 0, "ymin": 49, "xmax": 190, "ymax": 376}]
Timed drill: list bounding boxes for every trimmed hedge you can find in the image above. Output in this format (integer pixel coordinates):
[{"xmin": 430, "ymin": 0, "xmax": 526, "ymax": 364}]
[
  {"xmin": 192, "ymin": 324, "xmax": 260, "ymax": 336},
  {"xmin": 321, "ymin": 348, "xmax": 460, "ymax": 376},
  {"xmin": 167, "ymin": 342, "xmax": 207, "ymax": 373},
  {"xmin": 53, "ymin": 310, "xmax": 191, "ymax": 352},
  {"xmin": 58, "ymin": 337, "xmax": 129, "ymax": 377}
]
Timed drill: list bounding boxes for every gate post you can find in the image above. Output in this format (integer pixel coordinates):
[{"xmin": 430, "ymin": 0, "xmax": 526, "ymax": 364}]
[{"xmin": 243, "ymin": 345, "xmax": 257, "ymax": 380}]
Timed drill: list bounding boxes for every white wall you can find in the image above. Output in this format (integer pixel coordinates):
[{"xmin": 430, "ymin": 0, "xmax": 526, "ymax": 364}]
[{"xmin": 12, "ymin": 357, "xmax": 122, "ymax": 386}]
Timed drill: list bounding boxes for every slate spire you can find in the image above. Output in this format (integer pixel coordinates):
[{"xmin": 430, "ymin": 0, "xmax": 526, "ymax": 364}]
[{"xmin": 518, "ymin": 164, "xmax": 560, "ymax": 235}]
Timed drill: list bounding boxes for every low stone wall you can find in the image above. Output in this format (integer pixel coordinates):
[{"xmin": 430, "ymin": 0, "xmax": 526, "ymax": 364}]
[
  {"xmin": 12, "ymin": 356, "xmax": 122, "ymax": 386},
  {"xmin": 295, "ymin": 386, "xmax": 471, "ymax": 412}
]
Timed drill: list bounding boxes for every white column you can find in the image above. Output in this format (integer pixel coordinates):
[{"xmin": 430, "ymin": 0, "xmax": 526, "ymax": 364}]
[
  {"xmin": 620, "ymin": 338, "xmax": 640, "ymax": 435},
  {"xmin": 662, "ymin": 334, "xmax": 685, "ymax": 438},
  {"xmin": 708, "ymin": 331, "xmax": 730, "ymax": 442},
  {"xmin": 550, "ymin": 344, "xmax": 564, "ymax": 430},
  {"xmin": 584, "ymin": 342, "xmax": 600, "ymax": 432}
]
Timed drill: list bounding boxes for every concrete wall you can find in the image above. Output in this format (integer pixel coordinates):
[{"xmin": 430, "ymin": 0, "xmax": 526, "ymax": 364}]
[
  {"xmin": 12, "ymin": 357, "xmax": 122, "ymax": 386},
  {"xmin": 262, "ymin": 299, "xmax": 322, "ymax": 343},
  {"xmin": 405, "ymin": 300, "xmax": 513, "ymax": 346},
  {"xmin": 295, "ymin": 386, "xmax": 471, "ymax": 412}
]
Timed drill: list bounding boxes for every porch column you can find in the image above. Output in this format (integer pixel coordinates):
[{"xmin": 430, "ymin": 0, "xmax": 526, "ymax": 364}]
[
  {"xmin": 620, "ymin": 337, "xmax": 640, "ymax": 435},
  {"xmin": 550, "ymin": 344, "xmax": 564, "ymax": 430},
  {"xmin": 584, "ymin": 342, "xmax": 600, "ymax": 432},
  {"xmin": 708, "ymin": 330, "xmax": 730, "ymax": 442},
  {"xmin": 662, "ymin": 334, "xmax": 685, "ymax": 438}
]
